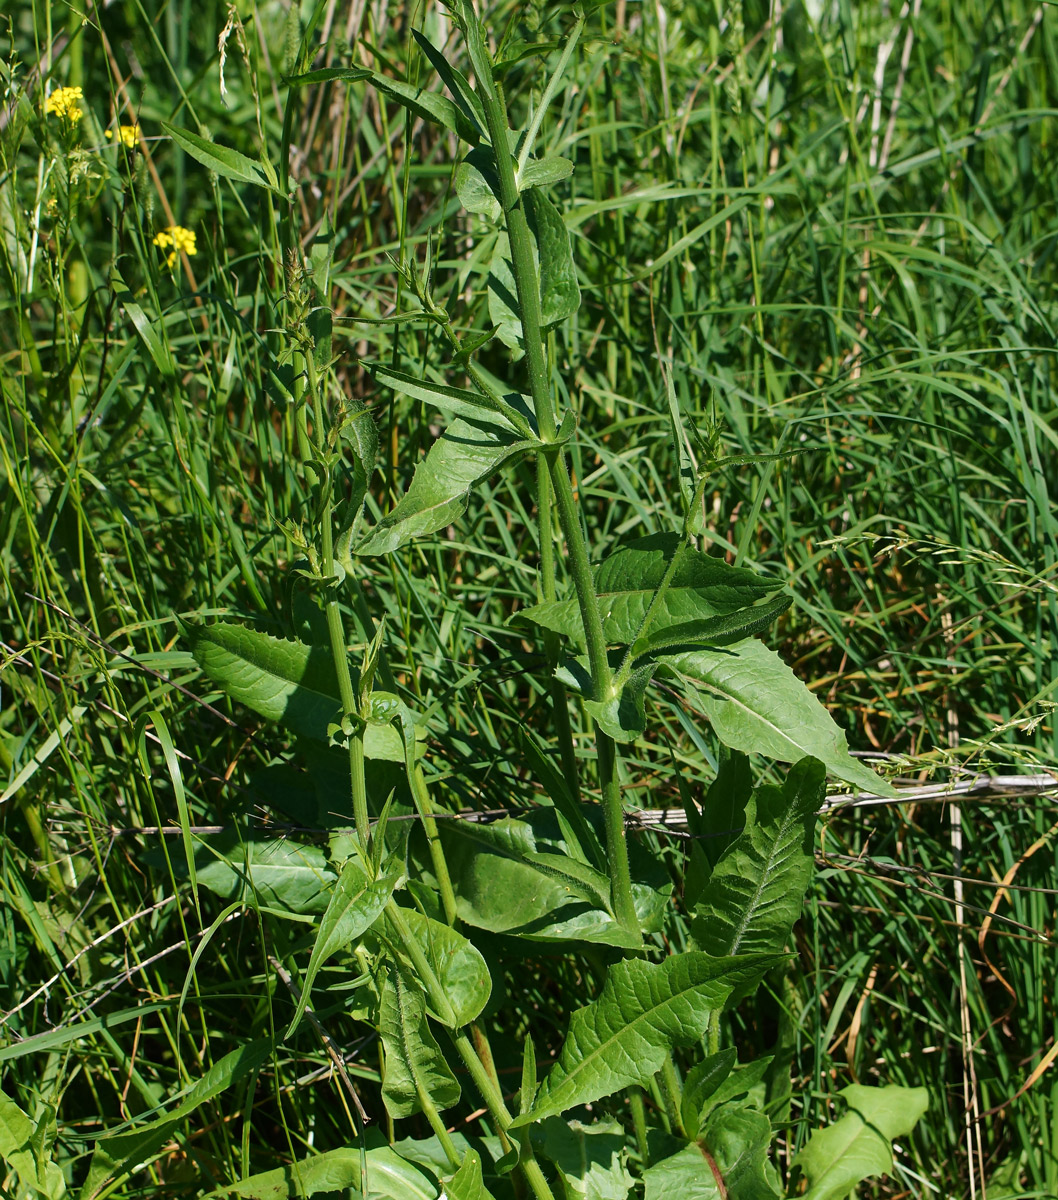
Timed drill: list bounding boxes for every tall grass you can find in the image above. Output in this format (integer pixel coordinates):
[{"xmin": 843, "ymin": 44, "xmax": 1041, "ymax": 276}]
[{"xmin": 2, "ymin": 0, "xmax": 1057, "ymax": 1194}]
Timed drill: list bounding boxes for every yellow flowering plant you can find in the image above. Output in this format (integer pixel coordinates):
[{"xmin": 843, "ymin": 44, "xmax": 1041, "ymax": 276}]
[
  {"xmin": 43, "ymin": 86, "xmax": 84, "ymax": 124},
  {"xmin": 152, "ymin": 225, "xmax": 197, "ymax": 269},
  {"xmin": 106, "ymin": 124, "xmax": 141, "ymax": 150}
]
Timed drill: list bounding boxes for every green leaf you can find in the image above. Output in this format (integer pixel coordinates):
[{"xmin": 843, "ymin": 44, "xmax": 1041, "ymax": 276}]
[
  {"xmin": 160, "ymin": 121, "xmax": 274, "ymax": 189},
  {"xmin": 439, "ymin": 810, "xmax": 669, "ymax": 948},
  {"xmin": 531, "ymin": 1119, "xmax": 633, "ymax": 1200},
  {"xmin": 411, "ymin": 31, "xmax": 487, "ymax": 137},
  {"xmin": 582, "ymin": 661, "xmax": 657, "ymax": 743},
  {"xmin": 441, "ymin": 1149, "xmax": 498, "ymax": 1200},
  {"xmin": 659, "ymin": 641, "xmax": 898, "ymax": 795},
  {"xmin": 792, "ymin": 1084, "xmax": 929, "ymax": 1200},
  {"xmin": 367, "ymin": 362, "xmax": 531, "ymax": 437},
  {"xmin": 194, "ymin": 836, "xmax": 337, "ymax": 915},
  {"xmin": 354, "ymin": 418, "xmax": 535, "ymax": 557},
  {"xmin": 642, "ymin": 1107, "xmax": 780, "ymax": 1200},
  {"xmin": 0, "ymin": 1089, "xmax": 65, "ymax": 1200},
  {"xmin": 691, "ymin": 757, "xmax": 824, "ymax": 960},
  {"xmin": 518, "ymin": 156, "xmax": 575, "ymax": 190},
  {"xmin": 207, "ymin": 1144, "xmax": 438, "ymax": 1198},
  {"xmin": 287, "ymin": 860, "xmax": 398, "ymax": 1036},
  {"xmin": 187, "ymin": 623, "xmax": 403, "ymax": 757},
  {"xmin": 80, "ymin": 1041, "xmax": 271, "ymax": 1200},
  {"xmin": 515, "ymin": 533, "xmax": 788, "ymax": 654},
  {"xmin": 700, "ymin": 748, "xmax": 753, "ymax": 870},
  {"xmin": 679, "ymin": 1050, "xmax": 736, "ymax": 1138},
  {"xmin": 511, "ymin": 952, "xmax": 779, "ymax": 1127},
  {"xmin": 380, "ymin": 963, "xmax": 461, "ymax": 1120},
  {"xmin": 682, "ymin": 1058, "xmax": 773, "ymax": 1139},
  {"xmin": 488, "ymin": 190, "xmax": 580, "ymax": 347},
  {"xmin": 391, "ymin": 907, "xmax": 491, "ymax": 1027}
]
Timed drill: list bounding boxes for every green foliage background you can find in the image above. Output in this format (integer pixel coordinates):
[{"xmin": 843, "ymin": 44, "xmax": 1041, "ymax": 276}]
[{"xmin": 2, "ymin": 0, "xmax": 1058, "ymax": 1195}]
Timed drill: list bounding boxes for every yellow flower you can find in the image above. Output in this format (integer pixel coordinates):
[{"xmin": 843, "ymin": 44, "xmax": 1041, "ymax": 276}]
[
  {"xmin": 153, "ymin": 224, "xmax": 197, "ymax": 269},
  {"xmin": 43, "ymin": 86, "xmax": 84, "ymax": 124},
  {"xmin": 106, "ymin": 123, "xmax": 141, "ymax": 149}
]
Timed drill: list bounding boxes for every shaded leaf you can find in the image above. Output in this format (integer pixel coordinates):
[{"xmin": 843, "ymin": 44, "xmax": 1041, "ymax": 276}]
[
  {"xmin": 792, "ymin": 1084, "xmax": 929, "ymax": 1200},
  {"xmin": 683, "ymin": 1058, "xmax": 773, "ymax": 1139},
  {"xmin": 582, "ymin": 661, "xmax": 656, "ymax": 744},
  {"xmin": 380, "ymin": 963, "xmax": 461, "ymax": 1120},
  {"xmin": 194, "ymin": 836, "xmax": 336, "ymax": 915},
  {"xmin": 660, "ymin": 642, "xmax": 897, "ymax": 795},
  {"xmin": 531, "ymin": 1118, "xmax": 633, "ymax": 1200},
  {"xmin": 287, "ymin": 860, "xmax": 398, "ymax": 1036},
  {"xmin": 642, "ymin": 1106, "xmax": 780, "ymax": 1200},
  {"xmin": 511, "ymin": 952, "xmax": 779, "ymax": 1126}
]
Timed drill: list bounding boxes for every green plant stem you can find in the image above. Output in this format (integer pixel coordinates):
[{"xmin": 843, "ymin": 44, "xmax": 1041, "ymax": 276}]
[
  {"xmin": 537, "ymin": 458, "xmax": 580, "ymax": 799},
  {"xmin": 629, "ymin": 1088, "xmax": 650, "ymax": 1167},
  {"xmin": 659, "ymin": 1058, "xmax": 686, "ymax": 1139},
  {"xmin": 408, "ymin": 763, "xmax": 458, "ymax": 926},
  {"xmin": 476, "ymin": 49, "xmax": 639, "ymax": 939},
  {"xmin": 308, "ymin": 363, "xmax": 370, "ymax": 847},
  {"xmin": 386, "ymin": 904, "xmax": 557, "ymax": 1200}
]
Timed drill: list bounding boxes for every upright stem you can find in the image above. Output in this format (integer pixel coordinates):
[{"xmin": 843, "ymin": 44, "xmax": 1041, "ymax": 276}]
[{"xmin": 478, "ymin": 59, "xmax": 640, "ymax": 940}]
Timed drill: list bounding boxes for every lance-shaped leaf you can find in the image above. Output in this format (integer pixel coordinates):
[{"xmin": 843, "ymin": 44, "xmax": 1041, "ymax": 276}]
[
  {"xmin": 187, "ymin": 623, "xmax": 403, "ymax": 758},
  {"xmin": 355, "ymin": 418, "xmax": 535, "ymax": 557},
  {"xmin": 489, "ymin": 189, "xmax": 581, "ymax": 347},
  {"xmin": 515, "ymin": 533, "xmax": 789, "ymax": 654},
  {"xmin": 642, "ymin": 1106, "xmax": 780, "ymax": 1200},
  {"xmin": 691, "ymin": 757, "xmax": 824, "ymax": 960},
  {"xmin": 510, "ymin": 952, "xmax": 779, "ymax": 1127},
  {"xmin": 390, "ymin": 907, "xmax": 491, "ymax": 1027},
  {"xmin": 682, "ymin": 1056, "xmax": 773, "ymax": 1139},
  {"xmin": 286, "ymin": 860, "xmax": 398, "ymax": 1036},
  {"xmin": 160, "ymin": 121, "xmax": 276, "ymax": 189},
  {"xmin": 366, "ymin": 361, "xmax": 532, "ymax": 437},
  {"xmin": 659, "ymin": 641, "xmax": 898, "ymax": 796},
  {"xmin": 792, "ymin": 1084, "xmax": 929, "ymax": 1200},
  {"xmin": 380, "ymin": 962, "xmax": 461, "ymax": 1121},
  {"xmin": 287, "ymin": 65, "xmax": 480, "ymax": 144},
  {"xmin": 442, "ymin": 1149, "xmax": 498, "ymax": 1200},
  {"xmin": 80, "ymin": 1042, "xmax": 272, "ymax": 1200}
]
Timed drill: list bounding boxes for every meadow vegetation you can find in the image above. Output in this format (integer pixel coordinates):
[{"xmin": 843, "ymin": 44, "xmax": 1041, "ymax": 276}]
[{"xmin": 2, "ymin": 1, "xmax": 1058, "ymax": 1197}]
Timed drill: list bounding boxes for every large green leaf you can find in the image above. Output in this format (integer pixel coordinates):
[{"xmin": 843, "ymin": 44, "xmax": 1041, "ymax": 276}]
[
  {"xmin": 194, "ymin": 836, "xmax": 337, "ymax": 915},
  {"xmin": 208, "ymin": 1144, "xmax": 438, "ymax": 1199},
  {"xmin": 659, "ymin": 641, "xmax": 897, "ymax": 795},
  {"xmin": 354, "ymin": 418, "xmax": 535, "ymax": 557},
  {"xmin": 80, "ymin": 1041, "xmax": 272, "ymax": 1200},
  {"xmin": 187, "ymin": 623, "xmax": 402, "ymax": 757},
  {"xmin": 511, "ymin": 952, "xmax": 779, "ymax": 1127},
  {"xmin": 681, "ymin": 1057, "xmax": 772, "ymax": 1139},
  {"xmin": 488, "ymin": 190, "xmax": 581, "ymax": 347},
  {"xmin": 287, "ymin": 860, "xmax": 398, "ymax": 1036},
  {"xmin": 516, "ymin": 534, "xmax": 788, "ymax": 655},
  {"xmin": 380, "ymin": 963, "xmax": 461, "ymax": 1120},
  {"xmin": 792, "ymin": 1084, "xmax": 928, "ymax": 1200},
  {"xmin": 691, "ymin": 757, "xmax": 824, "ymax": 960},
  {"xmin": 390, "ymin": 907, "xmax": 491, "ymax": 1027},
  {"xmin": 439, "ymin": 810, "xmax": 669, "ymax": 948},
  {"xmin": 531, "ymin": 1118, "xmax": 633, "ymax": 1200},
  {"xmin": 642, "ymin": 1107, "xmax": 780, "ymax": 1200},
  {"xmin": 0, "ymin": 1088, "xmax": 65, "ymax": 1200}
]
